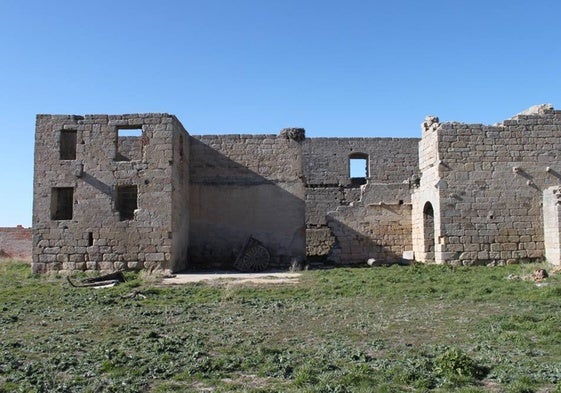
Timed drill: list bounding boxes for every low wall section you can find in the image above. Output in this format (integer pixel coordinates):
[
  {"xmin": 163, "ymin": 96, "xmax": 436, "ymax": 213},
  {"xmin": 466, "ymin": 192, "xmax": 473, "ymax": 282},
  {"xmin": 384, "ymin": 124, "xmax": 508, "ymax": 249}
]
[{"xmin": 0, "ymin": 226, "xmax": 32, "ymax": 260}]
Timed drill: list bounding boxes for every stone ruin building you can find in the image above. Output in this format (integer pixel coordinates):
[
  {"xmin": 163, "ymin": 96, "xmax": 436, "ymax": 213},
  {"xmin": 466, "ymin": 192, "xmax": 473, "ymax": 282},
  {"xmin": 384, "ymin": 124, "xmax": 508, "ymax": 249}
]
[{"xmin": 32, "ymin": 104, "xmax": 561, "ymax": 273}]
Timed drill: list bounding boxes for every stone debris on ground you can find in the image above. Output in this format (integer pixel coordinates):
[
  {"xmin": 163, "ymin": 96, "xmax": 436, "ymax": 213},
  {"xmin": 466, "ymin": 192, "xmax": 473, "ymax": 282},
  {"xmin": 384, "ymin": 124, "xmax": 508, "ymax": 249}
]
[{"xmin": 507, "ymin": 268, "xmax": 551, "ymax": 283}]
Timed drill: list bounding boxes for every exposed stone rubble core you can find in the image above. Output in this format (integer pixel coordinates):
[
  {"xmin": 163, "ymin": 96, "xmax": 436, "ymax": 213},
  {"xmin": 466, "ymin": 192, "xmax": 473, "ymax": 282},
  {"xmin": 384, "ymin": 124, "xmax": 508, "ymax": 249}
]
[
  {"xmin": 32, "ymin": 105, "xmax": 561, "ymax": 273},
  {"xmin": 279, "ymin": 127, "xmax": 306, "ymax": 142}
]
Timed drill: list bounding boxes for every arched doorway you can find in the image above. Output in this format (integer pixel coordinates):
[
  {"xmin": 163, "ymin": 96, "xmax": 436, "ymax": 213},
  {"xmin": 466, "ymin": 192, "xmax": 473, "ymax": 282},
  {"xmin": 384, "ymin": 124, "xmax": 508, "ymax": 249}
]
[{"xmin": 423, "ymin": 202, "xmax": 435, "ymax": 260}]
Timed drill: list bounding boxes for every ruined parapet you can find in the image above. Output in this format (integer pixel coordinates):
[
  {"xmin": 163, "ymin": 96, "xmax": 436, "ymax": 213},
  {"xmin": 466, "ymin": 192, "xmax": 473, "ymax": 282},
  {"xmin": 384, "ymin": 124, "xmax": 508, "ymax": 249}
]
[
  {"xmin": 512, "ymin": 103, "xmax": 554, "ymax": 118},
  {"xmin": 421, "ymin": 115, "xmax": 440, "ymax": 134}
]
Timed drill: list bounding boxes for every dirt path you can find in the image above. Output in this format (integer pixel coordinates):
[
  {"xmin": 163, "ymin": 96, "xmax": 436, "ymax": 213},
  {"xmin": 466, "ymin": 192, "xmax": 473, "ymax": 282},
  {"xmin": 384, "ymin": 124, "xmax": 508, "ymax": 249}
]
[{"xmin": 162, "ymin": 271, "xmax": 301, "ymax": 285}]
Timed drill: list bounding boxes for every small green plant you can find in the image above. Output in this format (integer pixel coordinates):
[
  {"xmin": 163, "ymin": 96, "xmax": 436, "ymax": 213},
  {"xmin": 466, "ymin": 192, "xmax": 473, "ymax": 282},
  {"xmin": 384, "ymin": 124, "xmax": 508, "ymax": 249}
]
[{"xmin": 434, "ymin": 347, "xmax": 488, "ymax": 384}]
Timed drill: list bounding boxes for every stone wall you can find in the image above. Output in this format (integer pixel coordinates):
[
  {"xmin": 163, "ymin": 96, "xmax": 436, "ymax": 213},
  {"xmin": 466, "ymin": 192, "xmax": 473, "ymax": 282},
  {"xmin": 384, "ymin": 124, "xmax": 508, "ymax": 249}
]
[
  {"xmin": 0, "ymin": 226, "xmax": 32, "ymax": 260},
  {"xmin": 327, "ymin": 190, "xmax": 413, "ymax": 263},
  {"xmin": 171, "ymin": 118, "xmax": 190, "ymax": 272},
  {"xmin": 33, "ymin": 106, "xmax": 561, "ymax": 272},
  {"xmin": 543, "ymin": 186, "xmax": 561, "ymax": 265},
  {"xmin": 303, "ymin": 138, "xmax": 420, "ymax": 186},
  {"xmin": 413, "ymin": 107, "xmax": 561, "ymax": 265},
  {"xmin": 303, "ymin": 138, "xmax": 419, "ymax": 262},
  {"xmin": 188, "ymin": 133, "xmax": 306, "ymax": 268},
  {"xmin": 32, "ymin": 114, "xmax": 187, "ymax": 273},
  {"xmin": 412, "ymin": 116, "xmax": 443, "ymax": 262}
]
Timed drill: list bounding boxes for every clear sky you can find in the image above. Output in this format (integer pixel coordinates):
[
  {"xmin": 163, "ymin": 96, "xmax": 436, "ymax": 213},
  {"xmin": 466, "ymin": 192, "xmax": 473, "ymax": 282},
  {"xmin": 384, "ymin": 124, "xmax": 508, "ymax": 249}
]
[{"xmin": 1, "ymin": 0, "xmax": 561, "ymax": 227}]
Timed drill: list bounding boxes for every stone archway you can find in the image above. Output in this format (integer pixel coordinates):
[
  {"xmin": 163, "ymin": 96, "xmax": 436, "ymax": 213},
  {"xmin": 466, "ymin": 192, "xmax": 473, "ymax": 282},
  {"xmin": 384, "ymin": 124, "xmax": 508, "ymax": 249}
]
[{"xmin": 423, "ymin": 202, "xmax": 435, "ymax": 260}]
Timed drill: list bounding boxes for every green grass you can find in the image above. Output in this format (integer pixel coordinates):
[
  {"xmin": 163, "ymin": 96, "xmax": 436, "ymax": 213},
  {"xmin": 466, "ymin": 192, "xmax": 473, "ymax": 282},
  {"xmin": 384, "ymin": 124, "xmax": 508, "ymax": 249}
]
[{"xmin": 2, "ymin": 261, "xmax": 561, "ymax": 392}]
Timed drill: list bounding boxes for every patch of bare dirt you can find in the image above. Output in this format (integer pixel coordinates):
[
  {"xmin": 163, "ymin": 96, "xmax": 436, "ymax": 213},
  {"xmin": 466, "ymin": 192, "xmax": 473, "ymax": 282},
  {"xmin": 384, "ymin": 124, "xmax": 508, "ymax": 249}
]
[{"xmin": 161, "ymin": 271, "xmax": 301, "ymax": 285}]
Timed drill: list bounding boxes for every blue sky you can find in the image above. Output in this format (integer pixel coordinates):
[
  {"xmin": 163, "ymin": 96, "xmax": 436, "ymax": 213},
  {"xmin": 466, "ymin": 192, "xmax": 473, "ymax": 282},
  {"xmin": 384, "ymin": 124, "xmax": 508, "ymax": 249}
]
[{"xmin": 1, "ymin": 0, "xmax": 561, "ymax": 227}]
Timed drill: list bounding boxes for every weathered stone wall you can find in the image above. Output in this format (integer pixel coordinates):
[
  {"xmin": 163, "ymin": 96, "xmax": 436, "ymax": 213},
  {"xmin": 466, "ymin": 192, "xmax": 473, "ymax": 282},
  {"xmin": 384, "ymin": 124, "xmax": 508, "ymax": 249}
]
[
  {"xmin": 327, "ymin": 189, "xmax": 413, "ymax": 263},
  {"xmin": 412, "ymin": 116, "xmax": 443, "ymax": 263},
  {"xmin": 171, "ymin": 118, "xmax": 190, "ymax": 272},
  {"xmin": 0, "ymin": 226, "xmax": 32, "ymax": 260},
  {"xmin": 188, "ymin": 134, "xmax": 306, "ymax": 268},
  {"xmin": 33, "ymin": 106, "xmax": 561, "ymax": 271},
  {"xmin": 413, "ymin": 107, "xmax": 561, "ymax": 265},
  {"xmin": 32, "ymin": 114, "xmax": 187, "ymax": 273},
  {"xmin": 303, "ymin": 138, "xmax": 420, "ymax": 186},
  {"xmin": 543, "ymin": 186, "xmax": 561, "ymax": 265},
  {"xmin": 303, "ymin": 138, "xmax": 419, "ymax": 262}
]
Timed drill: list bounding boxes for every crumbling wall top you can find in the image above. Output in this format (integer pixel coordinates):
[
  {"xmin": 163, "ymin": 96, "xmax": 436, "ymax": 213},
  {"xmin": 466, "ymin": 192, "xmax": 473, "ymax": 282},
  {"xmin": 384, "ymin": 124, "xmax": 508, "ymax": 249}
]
[
  {"xmin": 511, "ymin": 103, "xmax": 554, "ymax": 118},
  {"xmin": 279, "ymin": 128, "xmax": 306, "ymax": 142},
  {"xmin": 423, "ymin": 104, "xmax": 559, "ymax": 132},
  {"xmin": 421, "ymin": 116, "xmax": 440, "ymax": 133}
]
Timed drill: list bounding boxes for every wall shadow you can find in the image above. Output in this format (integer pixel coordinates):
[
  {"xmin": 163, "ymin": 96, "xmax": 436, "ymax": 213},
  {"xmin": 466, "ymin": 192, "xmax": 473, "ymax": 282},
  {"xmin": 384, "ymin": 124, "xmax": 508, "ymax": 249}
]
[
  {"xmin": 187, "ymin": 137, "xmax": 305, "ymax": 271},
  {"xmin": 82, "ymin": 172, "xmax": 112, "ymax": 196}
]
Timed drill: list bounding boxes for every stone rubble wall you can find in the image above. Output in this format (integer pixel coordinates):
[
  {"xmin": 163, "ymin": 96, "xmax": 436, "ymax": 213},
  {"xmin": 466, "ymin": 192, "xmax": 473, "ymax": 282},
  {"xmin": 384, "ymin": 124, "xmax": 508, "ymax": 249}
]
[
  {"xmin": 32, "ymin": 114, "xmax": 186, "ymax": 274},
  {"xmin": 0, "ymin": 226, "xmax": 32, "ymax": 260},
  {"xmin": 188, "ymin": 134, "xmax": 306, "ymax": 268}
]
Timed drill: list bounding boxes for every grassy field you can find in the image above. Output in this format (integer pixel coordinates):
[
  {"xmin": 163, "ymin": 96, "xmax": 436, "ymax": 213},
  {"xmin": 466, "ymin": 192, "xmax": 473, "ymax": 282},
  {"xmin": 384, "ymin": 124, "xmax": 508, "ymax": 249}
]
[{"xmin": 2, "ymin": 261, "xmax": 561, "ymax": 392}]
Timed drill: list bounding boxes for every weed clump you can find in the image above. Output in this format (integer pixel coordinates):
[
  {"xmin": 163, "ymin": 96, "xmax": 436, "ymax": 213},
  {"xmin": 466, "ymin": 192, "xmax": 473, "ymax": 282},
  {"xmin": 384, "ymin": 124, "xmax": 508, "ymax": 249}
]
[{"xmin": 434, "ymin": 347, "xmax": 488, "ymax": 385}]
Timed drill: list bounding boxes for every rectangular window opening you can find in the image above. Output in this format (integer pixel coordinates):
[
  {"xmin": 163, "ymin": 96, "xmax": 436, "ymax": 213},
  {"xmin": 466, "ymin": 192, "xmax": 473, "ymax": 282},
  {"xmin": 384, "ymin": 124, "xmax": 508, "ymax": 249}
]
[
  {"xmin": 116, "ymin": 185, "xmax": 138, "ymax": 221},
  {"xmin": 60, "ymin": 130, "xmax": 77, "ymax": 160},
  {"xmin": 51, "ymin": 187, "xmax": 74, "ymax": 220},
  {"xmin": 87, "ymin": 232, "xmax": 94, "ymax": 246},
  {"xmin": 350, "ymin": 156, "xmax": 368, "ymax": 186},
  {"xmin": 116, "ymin": 126, "xmax": 143, "ymax": 161},
  {"xmin": 118, "ymin": 128, "xmax": 143, "ymax": 137}
]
